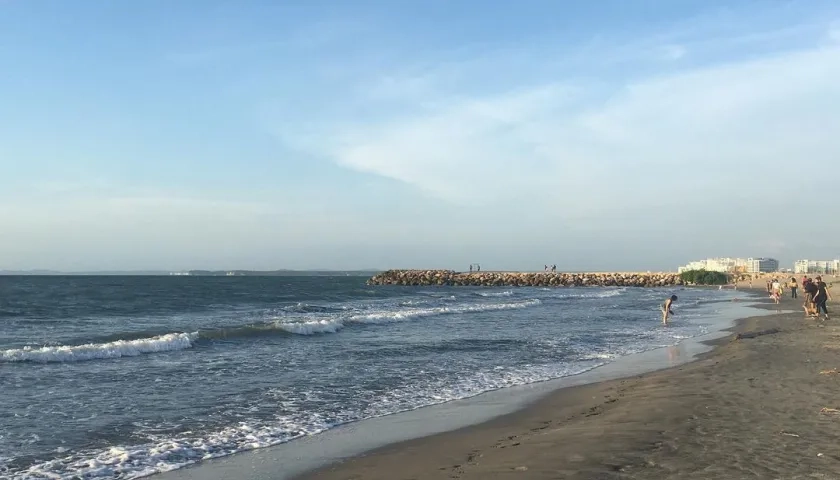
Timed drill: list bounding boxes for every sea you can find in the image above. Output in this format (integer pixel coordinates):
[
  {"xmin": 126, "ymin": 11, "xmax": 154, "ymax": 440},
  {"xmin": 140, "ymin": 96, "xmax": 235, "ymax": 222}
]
[{"xmin": 0, "ymin": 275, "xmax": 744, "ymax": 479}]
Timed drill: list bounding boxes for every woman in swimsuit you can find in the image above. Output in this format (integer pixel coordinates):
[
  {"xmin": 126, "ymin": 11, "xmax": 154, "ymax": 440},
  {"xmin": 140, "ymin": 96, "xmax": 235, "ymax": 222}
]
[{"xmin": 662, "ymin": 295, "xmax": 677, "ymax": 326}]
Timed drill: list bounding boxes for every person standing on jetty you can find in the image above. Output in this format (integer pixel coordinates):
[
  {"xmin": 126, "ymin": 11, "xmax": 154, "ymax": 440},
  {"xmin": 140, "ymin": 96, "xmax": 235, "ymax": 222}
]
[
  {"xmin": 661, "ymin": 295, "xmax": 677, "ymax": 326},
  {"xmin": 813, "ymin": 276, "xmax": 832, "ymax": 321}
]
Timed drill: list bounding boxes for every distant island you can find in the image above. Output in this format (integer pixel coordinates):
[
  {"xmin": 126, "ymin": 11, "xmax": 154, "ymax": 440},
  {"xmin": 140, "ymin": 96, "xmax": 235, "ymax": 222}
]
[{"xmin": 0, "ymin": 269, "xmax": 381, "ymax": 277}]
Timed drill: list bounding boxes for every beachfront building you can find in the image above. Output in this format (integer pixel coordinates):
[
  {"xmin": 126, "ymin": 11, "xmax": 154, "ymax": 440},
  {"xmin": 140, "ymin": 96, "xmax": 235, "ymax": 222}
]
[
  {"xmin": 745, "ymin": 257, "xmax": 779, "ymax": 274},
  {"xmin": 678, "ymin": 258, "xmax": 740, "ymax": 273},
  {"xmin": 678, "ymin": 257, "xmax": 778, "ymax": 274},
  {"xmin": 677, "ymin": 260, "xmax": 709, "ymax": 273},
  {"xmin": 794, "ymin": 259, "xmax": 840, "ymax": 274}
]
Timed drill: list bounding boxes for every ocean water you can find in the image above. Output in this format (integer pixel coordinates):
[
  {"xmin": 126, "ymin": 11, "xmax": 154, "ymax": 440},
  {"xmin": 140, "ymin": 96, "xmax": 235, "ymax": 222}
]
[{"xmin": 0, "ymin": 276, "xmax": 740, "ymax": 479}]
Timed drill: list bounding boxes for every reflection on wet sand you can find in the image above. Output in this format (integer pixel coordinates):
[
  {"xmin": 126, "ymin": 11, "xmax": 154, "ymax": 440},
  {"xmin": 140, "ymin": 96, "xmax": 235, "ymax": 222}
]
[{"xmin": 667, "ymin": 344, "xmax": 686, "ymax": 365}]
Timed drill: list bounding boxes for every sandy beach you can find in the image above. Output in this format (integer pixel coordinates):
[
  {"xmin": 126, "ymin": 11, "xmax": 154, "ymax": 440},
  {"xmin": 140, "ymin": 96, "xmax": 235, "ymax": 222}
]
[{"xmin": 299, "ymin": 287, "xmax": 840, "ymax": 480}]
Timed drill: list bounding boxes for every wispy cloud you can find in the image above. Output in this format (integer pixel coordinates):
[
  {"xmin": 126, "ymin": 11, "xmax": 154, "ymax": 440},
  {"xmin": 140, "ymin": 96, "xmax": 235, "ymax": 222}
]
[{"xmin": 285, "ymin": 27, "xmax": 840, "ymax": 218}]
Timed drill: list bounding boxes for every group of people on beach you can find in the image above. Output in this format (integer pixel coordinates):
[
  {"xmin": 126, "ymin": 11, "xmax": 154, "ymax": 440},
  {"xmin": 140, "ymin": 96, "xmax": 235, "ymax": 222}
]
[
  {"xmin": 800, "ymin": 276, "xmax": 831, "ymax": 320},
  {"xmin": 765, "ymin": 276, "xmax": 831, "ymax": 320},
  {"xmin": 661, "ymin": 272, "xmax": 834, "ymax": 327}
]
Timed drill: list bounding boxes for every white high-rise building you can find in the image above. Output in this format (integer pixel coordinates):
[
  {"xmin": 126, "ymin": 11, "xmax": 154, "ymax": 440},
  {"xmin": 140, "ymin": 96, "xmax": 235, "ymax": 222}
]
[
  {"xmin": 677, "ymin": 260, "xmax": 708, "ymax": 273},
  {"xmin": 678, "ymin": 257, "xmax": 778, "ymax": 274},
  {"xmin": 794, "ymin": 259, "xmax": 840, "ymax": 274}
]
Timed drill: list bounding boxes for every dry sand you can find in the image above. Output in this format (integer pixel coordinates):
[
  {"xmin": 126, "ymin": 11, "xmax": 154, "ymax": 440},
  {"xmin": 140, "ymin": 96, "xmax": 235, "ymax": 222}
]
[{"xmin": 298, "ymin": 289, "xmax": 840, "ymax": 480}]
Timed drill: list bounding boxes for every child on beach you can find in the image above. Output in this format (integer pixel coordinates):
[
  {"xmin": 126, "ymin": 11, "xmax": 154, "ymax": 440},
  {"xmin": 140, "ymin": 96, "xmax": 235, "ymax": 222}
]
[
  {"xmin": 661, "ymin": 295, "xmax": 677, "ymax": 326},
  {"xmin": 771, "ymin": 279, "xmax": 781, "ymax": 304}
]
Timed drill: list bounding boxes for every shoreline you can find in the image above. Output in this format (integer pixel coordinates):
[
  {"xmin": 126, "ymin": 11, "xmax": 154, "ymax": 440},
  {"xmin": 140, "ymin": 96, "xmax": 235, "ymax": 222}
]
[
  {"xmin": 154, "ymin": 288, "xmax": 771, "ymax": 480},
  {"xmin": 297, "ymin": 290, "xmax": 840, "ymax": 479},
  {"xmin": 294, "ymin": 294, "xmax": 782, "ymax": 480}
]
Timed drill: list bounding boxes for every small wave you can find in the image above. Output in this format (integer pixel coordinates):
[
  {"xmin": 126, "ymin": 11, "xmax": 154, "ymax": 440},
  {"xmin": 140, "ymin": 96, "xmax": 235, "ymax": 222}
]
[
  {"xmin": 274, "ymin": 319, "xmax": 344, "ymax": 335},
  {"xmin": 347, "ymin": 299, "xmax": 541, "ymax": 324},
  {"xmin": 476, "ymin": 290, "xmax": 513, "ymax": 297},
  {"xmin": 563, "ymin": 288, "xmax": 627, "ymax": 299},
  {"xmin": 5, "ymin": 300, "xmax": 545, "ymax": 359},
  {"xmin": 272, "ymin": 299, "xmax": 542, "ymax": 335},
  {"xmin": 0, "ymin": 332, "xmax": 198, "ymax": 364},
  {"xmin": 280, "ymin": 303, "xmax": 343, "ymax": 314}
]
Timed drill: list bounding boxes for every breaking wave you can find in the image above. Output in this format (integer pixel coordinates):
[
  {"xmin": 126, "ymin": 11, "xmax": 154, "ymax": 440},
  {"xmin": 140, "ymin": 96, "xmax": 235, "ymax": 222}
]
[
  {"xmin": 1, "ymin": 300, "xmax": 543, "ymax": 363},
  {"xmin": 0, "ymin": 332, "xmax": 198, "ymax": 364}
]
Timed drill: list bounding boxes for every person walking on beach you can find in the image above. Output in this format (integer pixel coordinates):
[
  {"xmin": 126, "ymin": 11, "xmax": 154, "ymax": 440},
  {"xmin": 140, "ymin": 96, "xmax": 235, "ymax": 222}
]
[
  {"xmin": 661, "ymin": 295, "xmax": 677, "ymax": 326},
  {"xmin": 804, "ymin": 277, "xmax": 818, "ymax": 317},
  {"xmin": 813, "ymin": 276, "xmax": 832, "ymax": 321},
  {"xmin": 789, "ymin": 277, "xmax": 798, "ymax": 299},
  {"xmin": 771, "ymin": 278, "xmax": 781, "ymax": 304}
]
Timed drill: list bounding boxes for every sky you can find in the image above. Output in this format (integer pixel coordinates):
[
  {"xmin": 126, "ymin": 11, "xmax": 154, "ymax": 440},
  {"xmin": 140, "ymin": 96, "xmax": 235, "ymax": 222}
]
[{"xmin": 1, "ymin": 0, "xmax": 839, "ymax": 272}]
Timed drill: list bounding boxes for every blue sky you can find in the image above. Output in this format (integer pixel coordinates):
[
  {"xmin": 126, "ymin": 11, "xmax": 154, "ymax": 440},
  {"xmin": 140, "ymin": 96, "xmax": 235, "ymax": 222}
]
[{"xmin": 2, "ymin": 0, "xmax": 839, "ymax": 271}]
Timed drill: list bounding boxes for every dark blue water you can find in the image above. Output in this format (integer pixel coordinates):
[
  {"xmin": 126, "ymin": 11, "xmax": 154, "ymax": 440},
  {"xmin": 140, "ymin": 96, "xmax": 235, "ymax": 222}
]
[{"xmin": 0, "ymin": 276, "xmax": 739, "ymax": 479}]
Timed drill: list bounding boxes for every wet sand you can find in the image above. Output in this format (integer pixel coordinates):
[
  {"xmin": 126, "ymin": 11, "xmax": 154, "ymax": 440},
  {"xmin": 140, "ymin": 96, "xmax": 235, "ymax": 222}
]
[{"xmin": 299, "ymin": 290, "xmax": 840, "ymax": 479}]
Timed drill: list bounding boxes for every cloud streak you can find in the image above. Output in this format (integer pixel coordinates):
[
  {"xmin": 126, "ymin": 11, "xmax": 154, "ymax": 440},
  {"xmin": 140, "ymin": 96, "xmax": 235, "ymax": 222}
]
[{"xmin": 279, "ymin": 17, "xmax": 840, "ymax": 220}]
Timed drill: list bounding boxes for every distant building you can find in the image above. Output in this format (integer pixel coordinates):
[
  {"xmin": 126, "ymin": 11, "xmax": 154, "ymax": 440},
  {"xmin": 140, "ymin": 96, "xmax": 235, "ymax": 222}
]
[
  {"xmin": 794, "ymin": 259, "xmax": 840, "ymax": 274},
  {"xmin": 745, "ymin": 257, "xmax": 779, "ymax": 273},
  {"xmin": 678, "ymin": 257, "xmax": 778, "ymax": 274},
  {"xmin": 678, "ymin": 260, "xmax": 709, "ymax": 273}
]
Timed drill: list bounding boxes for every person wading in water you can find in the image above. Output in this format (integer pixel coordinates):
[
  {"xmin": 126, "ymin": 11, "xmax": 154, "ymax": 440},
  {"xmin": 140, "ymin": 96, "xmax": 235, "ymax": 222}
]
[{"xmin": 661, "ymin": 295, "xmax": 678, "ymax": 326}]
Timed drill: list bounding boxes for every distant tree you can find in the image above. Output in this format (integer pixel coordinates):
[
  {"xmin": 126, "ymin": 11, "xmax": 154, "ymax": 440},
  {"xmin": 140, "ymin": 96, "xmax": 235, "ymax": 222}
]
[{"xmin": 679, "ymin": 269, "xmax": 728, "ymax": 285}]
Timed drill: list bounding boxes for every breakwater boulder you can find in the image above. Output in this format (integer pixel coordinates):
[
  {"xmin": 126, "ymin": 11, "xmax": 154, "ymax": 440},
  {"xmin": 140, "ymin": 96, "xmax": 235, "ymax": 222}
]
[{"xmin": 366, "ymin": 270, "xmax": 683, "ymax": 287}]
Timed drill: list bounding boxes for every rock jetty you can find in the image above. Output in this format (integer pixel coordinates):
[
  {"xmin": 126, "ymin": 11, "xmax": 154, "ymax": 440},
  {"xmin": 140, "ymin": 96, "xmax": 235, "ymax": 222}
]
[{"xmin": 367, "ymin": 270, "xmax": 683, "ymax": 287}]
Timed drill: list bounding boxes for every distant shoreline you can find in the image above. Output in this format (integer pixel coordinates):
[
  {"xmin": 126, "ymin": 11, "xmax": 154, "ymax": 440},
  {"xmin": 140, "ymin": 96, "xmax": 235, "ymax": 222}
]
[{"xmin": 0, "ymin": 270, "xmax": 381, "ymax": 277}]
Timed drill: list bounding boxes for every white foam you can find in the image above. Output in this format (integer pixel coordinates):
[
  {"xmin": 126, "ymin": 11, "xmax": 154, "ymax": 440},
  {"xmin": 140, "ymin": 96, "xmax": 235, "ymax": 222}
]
[
  {"xmin": 579, "ymin": 352, "xmax": 617, "ymax": 360},
  {"xmin": 564, "ymin": 288, "xmax": 627, "ymax": 299},
  {"xmin": 271, "ymin": 299, "xmax": 540, "ymax": 335},
  {"xmin": 8, "ymin": 360, "xmax": 597, "ymax": 480},
  {"xmin": 0, "ymin": 332, "xmax": 198, "ymax": 364},
  {"xmin": 477, "ymin": 290, "xmax": 513, "ymax": 297},
  {"xmin": 348, "ymin": 299, "xmax": 541, "ymax": 324},
  {"xmin": 275, "ymin": 319, "xmax": 344, "ymax": 335}
]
